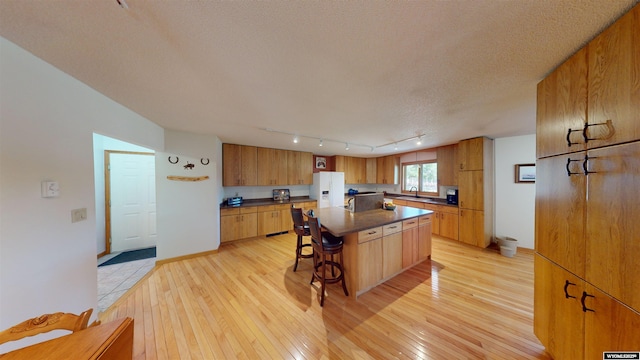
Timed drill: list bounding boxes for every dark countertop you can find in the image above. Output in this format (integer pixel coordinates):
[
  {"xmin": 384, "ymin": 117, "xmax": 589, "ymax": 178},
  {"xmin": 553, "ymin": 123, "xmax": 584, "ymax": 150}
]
[
  {"xmin": 311, "ymin": 205, "xmax": 432, "ymax": 237},
  {"xmin": 384, "ymin": 193, "xmax": 458, "ymax": 208},
  {"xmin": 220, "ymin": 196, "xmax": 315, "ymax": 209}
]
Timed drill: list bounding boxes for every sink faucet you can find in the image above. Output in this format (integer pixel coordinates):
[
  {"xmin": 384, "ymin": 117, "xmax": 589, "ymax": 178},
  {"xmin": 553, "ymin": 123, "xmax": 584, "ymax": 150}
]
[{"xmin": 409, "ymin": 186, "xmax": 419, "ymax": 198}]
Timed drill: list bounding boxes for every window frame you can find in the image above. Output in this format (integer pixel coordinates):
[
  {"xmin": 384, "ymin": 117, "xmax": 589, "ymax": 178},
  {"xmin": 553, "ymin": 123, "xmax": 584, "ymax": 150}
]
[{"xmin": 401, "ymin": 160, "xmax": 439, "ymax": 197}]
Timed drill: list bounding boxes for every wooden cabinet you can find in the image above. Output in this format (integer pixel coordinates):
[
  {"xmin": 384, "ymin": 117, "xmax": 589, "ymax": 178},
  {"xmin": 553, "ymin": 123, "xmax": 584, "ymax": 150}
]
[
  {"xmin": 366, "ymin": 158, "xmax": 377, "ymax": 184},
  {"xmin": 534, "ymin": 5, "xmax": 640, "ymax": 358},
  {"xmin": 537, "ymin": 4, "xmax": 639, "ymax": 159},
  {"xmin": 436, "ymin": 144, "xmax": 458, "ymax": 186},
  {"xmin": 336, "ymin": 156, "xmax": 366, "ymax": 184},
  {"xmin": 417, "ymin": 215, "xmax": 432, "ymax": 261},
  {"xmin": 401, "ymin": 218, "xmax": 419, "ymax": 268},
  {"xmin": 382, "ymin": 222, "xmax": 403, "ymax": 279},
  {"xmin": 376, "ymin": 155, "xmax": 398, "ymax": 184},
  {"xmin": 220, "ymin": 207, "xmax": 258, "ymax": 243},
  {"xmin": 222, "ymin": 144, "xmax": 257, "ymax": 186},
  {"xmin": 438, "ymin": 206, "xmax": 458, "ymax": 241},
  {"xmin": 286, "ymin": 151, "xmax": 313, "ymax": 185},
  {"xmin": 458, "ymin": 209, "xmax": 484, "ymax": 247},
  {"xmin": 356, "ymin": 227, "xmax": 383, "ymax": 292},
  {"xmin": 257, "ymin": 148, "xmax": 288, "ymax": 186},
  {"xmin": 457, "ymin": 137, "xmax": 493, "ymax": 248},
  {"xmin": 457, "ymin": 137, "xmax": 485, "ymax": 171},
  {"xmin": 534, "ymin": 255, "xmax": 640, "ymax": 359},
  {"xmin": 257, "ymin": 204, "xmax": 291, "ymax": 236}
]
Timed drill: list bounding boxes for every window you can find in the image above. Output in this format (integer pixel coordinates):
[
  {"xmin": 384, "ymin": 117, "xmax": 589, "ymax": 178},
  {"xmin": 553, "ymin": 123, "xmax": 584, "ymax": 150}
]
[{"xmin": 402, "ymin": 161, "xmax": 438, "ymax": 195}]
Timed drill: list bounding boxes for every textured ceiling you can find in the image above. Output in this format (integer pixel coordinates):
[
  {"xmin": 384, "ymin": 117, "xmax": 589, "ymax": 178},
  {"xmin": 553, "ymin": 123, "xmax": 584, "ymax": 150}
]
[{"xmin": 1, "ymin": 0, "xmax": 637, "ymax": 156}]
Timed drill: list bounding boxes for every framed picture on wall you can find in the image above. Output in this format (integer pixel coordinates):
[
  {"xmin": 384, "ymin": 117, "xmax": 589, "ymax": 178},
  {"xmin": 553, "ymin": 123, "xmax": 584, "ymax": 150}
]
[
  {"xmin": 315, "ymin": 157, "xmax": 326, "ymax": 169},
  {"xmin": 515, "ymin": 163, "xmax": 536, "ymax": 183}
]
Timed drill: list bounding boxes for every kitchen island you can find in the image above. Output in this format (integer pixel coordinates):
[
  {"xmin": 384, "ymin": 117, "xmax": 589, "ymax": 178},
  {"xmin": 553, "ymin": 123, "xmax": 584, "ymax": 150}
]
[{"xmin": 310, "ymin": 205, "xmax": 433, "ymax": 298}]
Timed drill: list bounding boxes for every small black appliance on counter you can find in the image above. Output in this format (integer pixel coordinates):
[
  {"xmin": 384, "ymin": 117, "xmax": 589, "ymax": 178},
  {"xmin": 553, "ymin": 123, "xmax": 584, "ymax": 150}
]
[{"xmin": 446, "ymin": 189, "xmax": 458, "ymax": 205}]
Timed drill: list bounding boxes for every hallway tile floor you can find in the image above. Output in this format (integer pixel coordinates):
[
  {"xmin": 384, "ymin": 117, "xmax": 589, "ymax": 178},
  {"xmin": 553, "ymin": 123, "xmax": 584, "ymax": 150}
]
[{"xmin": 97, "ymin": 257, "xmax": 155, "ymax": 314}]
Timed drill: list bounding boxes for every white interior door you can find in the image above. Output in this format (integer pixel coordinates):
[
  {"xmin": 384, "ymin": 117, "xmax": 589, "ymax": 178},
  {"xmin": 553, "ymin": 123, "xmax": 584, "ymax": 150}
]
[{"xmin": 110, "ymin": 152, "xmax": 156, "ymax": 252}]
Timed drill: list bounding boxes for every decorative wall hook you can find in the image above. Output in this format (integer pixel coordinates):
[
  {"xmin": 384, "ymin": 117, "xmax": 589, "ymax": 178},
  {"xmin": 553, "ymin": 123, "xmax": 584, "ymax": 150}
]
[
  {"xmin": 201, "ymin": 158, "xmax": 210, "ymax": 165},
  {"xmin": 183, "ymin": 162, "xmax": 195, "ymax": 170},
  {"xmin": 168, "ymin": 156, "xmax": 179, "ymax": 164}
]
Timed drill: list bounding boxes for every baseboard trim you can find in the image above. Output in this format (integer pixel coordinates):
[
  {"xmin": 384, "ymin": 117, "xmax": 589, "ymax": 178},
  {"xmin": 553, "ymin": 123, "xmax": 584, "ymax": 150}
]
[{"xmin": 155, "ymin": 249, "xmax": 219, "ymax": 266}]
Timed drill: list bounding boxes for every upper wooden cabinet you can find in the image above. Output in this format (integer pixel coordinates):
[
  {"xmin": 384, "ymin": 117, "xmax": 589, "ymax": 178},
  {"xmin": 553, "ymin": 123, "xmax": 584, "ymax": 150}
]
[
  {"xmin": 336, "ymin": 156, "xmax": 366, "ymax": 184},
  {"xmin": 257, "ymin": 147, "xmax": 288, "ymax": 186},
  {"xmin": 436, "ymin": 144, "xmax": 458, "ymax": 186},
  {"xmin": 376, "ymin": 155, "xmax": 398, "ymax": 184},
  {"xmin": 458, "ymin": 137, "xmax": 488, "ymax": 171},
  {"xmin": 537, "ymin": 4, "xmax": 639, "ymax": 159},
  {"xmin": 286, "ymin": 151, "xmax": 313, "ymax": 185},
  {"xmin": 222, "ymin": 144, "xmax": 257, "ymax": 186},
  {"xmin": 365, "ymin": 158, "xmax": 377, "ymax": 184}
]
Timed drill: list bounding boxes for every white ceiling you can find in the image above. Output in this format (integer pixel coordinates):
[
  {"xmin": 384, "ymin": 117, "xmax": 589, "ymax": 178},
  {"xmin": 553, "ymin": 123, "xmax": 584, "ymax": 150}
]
[{"xmin": 1, "ymin": 0, "xmax": 637, "ymax": 156}]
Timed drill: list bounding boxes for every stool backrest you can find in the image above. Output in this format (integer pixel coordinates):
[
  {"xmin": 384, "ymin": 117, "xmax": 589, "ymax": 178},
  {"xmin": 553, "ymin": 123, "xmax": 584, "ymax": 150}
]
[
  {"xmin": 307, "ymin": 216, "xmax": 323, "ymax": 249},
  {"xmin": 0, "ymin": 308, "xmax": 93, "ymax": 345},
  {"xmin": 290, "ymin": 207, "xmax": 306, "ymax": 230}
]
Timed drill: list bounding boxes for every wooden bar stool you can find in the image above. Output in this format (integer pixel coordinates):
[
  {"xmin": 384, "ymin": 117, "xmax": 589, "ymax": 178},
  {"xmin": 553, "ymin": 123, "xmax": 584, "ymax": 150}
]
[
  {"xmin": 307, "ymin": 216, "xmax": 349, "ymax": 306},
  {"xmin": 290, "ymin": 206, "xmax": 312, "ymax": 272}
]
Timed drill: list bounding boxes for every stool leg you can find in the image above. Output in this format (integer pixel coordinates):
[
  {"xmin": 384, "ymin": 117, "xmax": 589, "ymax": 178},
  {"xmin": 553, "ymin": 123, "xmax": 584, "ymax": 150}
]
[
  {"xmin": 294, "ymin": 235, "xmax": 302, "ymax": 272},
  {"xmin": 320, "ymin": 253, "xmax": 327, "ymax": 307},
  {"xmin": 340, "ymin": 251, "xmax": 349, "ymax": 296}
]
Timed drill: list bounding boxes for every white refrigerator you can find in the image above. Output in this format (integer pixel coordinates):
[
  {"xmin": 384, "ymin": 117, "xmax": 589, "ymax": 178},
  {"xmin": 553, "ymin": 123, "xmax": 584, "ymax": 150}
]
[{"xmin": 309, "ymin": 172, "xmax": 345, "ymax": 208}]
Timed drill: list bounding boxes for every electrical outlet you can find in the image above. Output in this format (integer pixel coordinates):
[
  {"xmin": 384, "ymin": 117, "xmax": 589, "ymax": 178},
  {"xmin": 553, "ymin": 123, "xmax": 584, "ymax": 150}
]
[{"xmin": 71, "ymin": 208, "xmax": 87, "ymax": 223}]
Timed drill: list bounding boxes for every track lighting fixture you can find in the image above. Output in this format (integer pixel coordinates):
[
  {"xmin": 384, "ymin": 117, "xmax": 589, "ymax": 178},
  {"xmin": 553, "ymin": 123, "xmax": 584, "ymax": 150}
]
[
  {"xmin": 293, "ymin": 136, "xmax": 299, "ymax": 144},
  {"xmin": 319, "ymin": 139, "xmax": 323, "ymax": 147},
  {"xmin": 345, "ymin": 143, "xmax": 350, "ymax": 151}
]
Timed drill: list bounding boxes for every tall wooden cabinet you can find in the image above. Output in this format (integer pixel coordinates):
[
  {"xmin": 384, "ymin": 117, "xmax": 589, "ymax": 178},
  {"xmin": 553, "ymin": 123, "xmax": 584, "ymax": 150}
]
[
  {"xmin": 336, "ymin": 156, "xmax": 367, "ymax": 184},
  {"xmin": 286, "ymin": 150, "xmax": 313, "ymax": 185},
  {"xmin": 436, "ymin": 144, "xmax": 458, "ymax": 186},
  {"xmin": 534, "ymin": 4, "xmax": 640, "ymax": 357},
  {"xmin": 457, "ymin": 137, "xmax": 493, "ymax": 248},
  {"xmin": 376, "ymin": 155, "xmax": 399, "ymax": 184},
  {"xmin": 222, "ymin": 144, "xmax": 258, "ymax": 186}
]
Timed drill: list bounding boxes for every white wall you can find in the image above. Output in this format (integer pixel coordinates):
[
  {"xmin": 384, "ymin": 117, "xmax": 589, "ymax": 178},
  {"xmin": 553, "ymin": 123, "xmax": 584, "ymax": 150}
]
[
  {"xmin": 0, "ymin": 37, "xmax": 164, "ymax": 352},
  {"xmin": 494, "ymin": 134, "xmax": 536, "ymax": 249},
  {"xmin": 93, "ymin": 134, "xmax": 154, "ymax": 255},
  {"xmin": 156, "ymin": 130, "xmax": 221, "ymax": 261}
]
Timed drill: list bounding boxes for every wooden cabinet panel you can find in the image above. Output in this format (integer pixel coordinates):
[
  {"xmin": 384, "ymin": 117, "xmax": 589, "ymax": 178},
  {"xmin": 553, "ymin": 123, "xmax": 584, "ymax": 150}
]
[
  {"xmin": 587, "ymin": 5, "xmax": 640, "ymax": 150},
  {"xmin": 402, "ymin": 220, "xmax": 419, "ymax": 268},
  {"xmin": 437, "ymin": 144, "xmax": 458, "ymax": 186},
  {"xmin": 585, "ymin": 143, "xmax": 640, "ymax": 311},
  {"xmin": 458, "ymin": 170, "xmax": 483, "ymax": 210},
  {"xmin": 257, "ymin": 205, "xmax": 288, "ymax": 236},
  {"xmin": 337, "ymin": 156, "xmax": 367, "ymax": 184},
  {"xmin": 459, "ymin": 209, "xmax": 483, "ymax": 247},
  {"xmin": 366, "ymin": 158, "xmax": 377, "ymax": 184},
  {"xmin": 382, "ymin": 232, "xmax": 403, "ymax": 279},
  {"xmin": 535, "ymin": 154, "xmax": 586, "ymax": 278},
  {"xmin": 358, "ymin": 238, "xmax": 383, "ymax": 292},
  {"xmin": 258, "ymin": 148, "xmax": 288, "ymax": 186},
  {"xmin": 458, "ymin": 137, "xmax": 484, "ymax": 171},
  {"xmin": 439, "ymin": 210, "xmax": 459, "ymax": 241},
  {"xmin": 222, "ymin": 144, "xmax": 257, "ymax": 186},
  {"xmin": 534, "ymin": 255, "xmax": 585, "ymax": 360},
  {"xmin": 417, "ymin": 215, "xmax": 432, "ymax": 261},
  {"xmin": 536, "ymin": 47, "xmax": 588, "ymax": 159},
  {"xmin": 376, "ymin": 155, "xmax": 398, "ymax": 184},
  {"xmin": 584, "ymin": 283, "xmax": 640, "ymax": 357},
  {"xmin": 287, "ymin": 151, "xmax": 313, "ymax": 185},
  {"xmin": 221, "ymin": 208, "xmax": 258, "ymax": 243}
]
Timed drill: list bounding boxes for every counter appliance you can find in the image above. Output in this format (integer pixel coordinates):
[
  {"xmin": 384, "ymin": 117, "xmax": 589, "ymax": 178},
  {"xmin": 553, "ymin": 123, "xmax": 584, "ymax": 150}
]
[
  {"xmin": 310, "ymin": 172, "xmax": 345, "ymax": 208},
  {"xmin": 446, "ymin": 189, "xmax": 458, "ymax": 205}
]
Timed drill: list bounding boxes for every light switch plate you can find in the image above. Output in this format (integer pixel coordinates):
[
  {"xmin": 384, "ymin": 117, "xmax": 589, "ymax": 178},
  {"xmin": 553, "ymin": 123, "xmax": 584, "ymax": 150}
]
[{"xmin": 41, "ymin": 181, "xmax": 60, "ymax": 198}]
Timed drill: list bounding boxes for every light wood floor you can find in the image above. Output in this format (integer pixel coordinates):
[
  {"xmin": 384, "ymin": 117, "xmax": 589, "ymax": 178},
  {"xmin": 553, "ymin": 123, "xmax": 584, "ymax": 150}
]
[{"xmin": 99, "ymin": 233, "xmax": 550, "ymax": 359}]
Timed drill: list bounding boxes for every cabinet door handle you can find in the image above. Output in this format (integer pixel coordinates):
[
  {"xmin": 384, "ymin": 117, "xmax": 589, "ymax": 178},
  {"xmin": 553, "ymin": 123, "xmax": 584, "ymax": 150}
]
[
  {"xmin": 563, "ymin": 280, "xmax": 576, "ymax": 299},
  {"xmin": 367, "ymin": 231, "xmax": 377, "ymax": 235},
  {"xmin": 566, "ymin": 127, "xmax": 582, "ymax": 147},
  {"xmin": 582, "ymin": 155, "xmax": 597, "ymax": 175},
  {"xmin": 581, "ymin": 291, "xmax": 595, "ymax": 313},
  {"xmin": 583, "ymin": 119, "xmax": 615, "ymax": 143},
  {"xmin": 389, "ymin": 226, "xmax": 397, "ymax": 229},
  {"xmin": 566, "ymin": 157, "xmax": 582, "ymax": 176}
]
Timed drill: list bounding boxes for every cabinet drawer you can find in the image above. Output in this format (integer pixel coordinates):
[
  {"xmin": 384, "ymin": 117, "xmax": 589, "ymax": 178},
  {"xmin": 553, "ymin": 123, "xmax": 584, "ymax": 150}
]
[
  {"xmin": 418, "ymin": 214, "xmax": 432, "ymax": 225},
  {"xmin": 358, "ymin": 227, "xmax": 383, "ymax": 243},
  {"xmin": 422, "ymin": 204, "xmax": 438, "ymax": 212},
  {"xmin": 403, "ymin": 218, "xmax": 419, "ymax": 230},
  {"xmin": 239, "ymin": 206, "xmax": 257, "ymax": 214},
  {"xmin": 274, "ymin": 204, "xmax": 290, "ymax": 211},
  {"xmin": 221, "ymin": 208, "xmax": 240, "ymax": 216},
  {"xmin": 383, "ymin": 222, "xmax": 402, "ymax": 236},
  {"xmin": 258, "ymin": 205, "xmax": 276, "ymax": 212}
]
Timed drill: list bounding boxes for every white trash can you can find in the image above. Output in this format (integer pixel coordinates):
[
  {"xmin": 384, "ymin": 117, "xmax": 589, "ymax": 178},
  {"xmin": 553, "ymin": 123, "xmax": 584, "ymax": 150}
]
[{"xmin": 498, "ymin": 237, "xmax": 518, "ymax": 257}]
